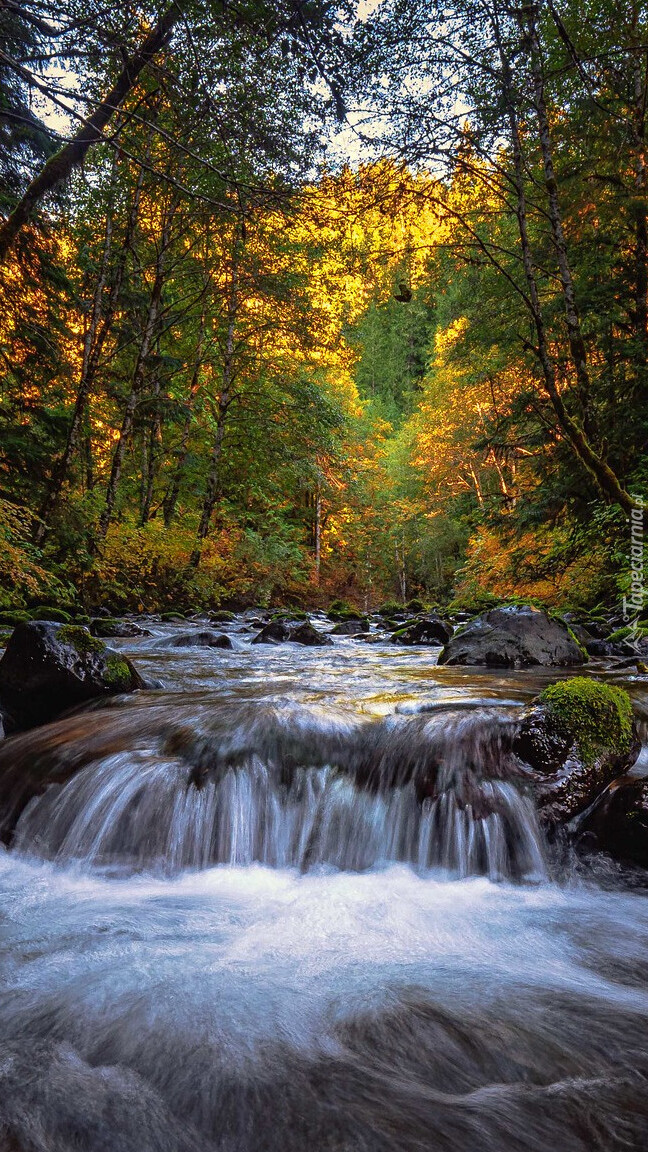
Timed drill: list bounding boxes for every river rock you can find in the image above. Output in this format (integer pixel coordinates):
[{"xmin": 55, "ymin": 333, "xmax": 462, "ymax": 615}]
[
  {"xmin": 161, "ymin": 630, "xmax": 233, "ymax": 649},
  {"xmin": 391, "ymin": 617, "xmax": 452, "ymax": 646},
  {"xmin": 252, "ymin": 621, "xmax": 291, "ymax": 644},
  {"xmin": 90, "ymin": 618, "xmax": 149, "ymax": 638},
  {"xmin": 438, "ymin": 605, "xmax": 586, "ymax": 668},
  {"xmin": 0, "ymin": 621, "xmax": 145, "ymax": 729},
  {"xmin": 575, "ymin": 778, "xmax": 648, "ymax": 869},
  {"xmin": 331, "ymin": 619, "xmax": 370, "ymax": 635},
  {"xmin": 290, "ymin": 622, "xmax": 333, "ymax": 646},
  {"xmin": 513, "ymin": 678, "xmax": 640, "ymax": 825}
]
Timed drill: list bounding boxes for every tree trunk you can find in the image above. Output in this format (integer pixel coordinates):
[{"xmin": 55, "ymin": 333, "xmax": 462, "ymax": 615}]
[
  {"xmin": 0, "ymin": 4, "xmax": 179, "ymax": 263},
  {"xmin": 190, "ymin": 217, "xmax": 244, "ymax": 566},
  {"xmin": 34, "ymin": 154, "xmax": 146, "ymax": 542},
  {"xmin": 494, "ymin": 4, "xmax": 637, "ymax": 513},
  {"xmin": 96, "ymin": 197, "xmax": 175, "ymax": 543}
]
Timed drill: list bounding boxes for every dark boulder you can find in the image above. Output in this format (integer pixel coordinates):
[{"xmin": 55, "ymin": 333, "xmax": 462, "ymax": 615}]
[
  {"xmin": 392, "ymin": 617, "xmax": 452, "ymax": 646},
  {"xmin": 575, "ymin": 777, "xmax": 648, "ymax": 869},
  {"xmin": 513, "ymin": 678, "xmax": 639, "ymax": 826},
  {"xmin": 290, "ymin": 622, "xmax": 333, "ymax": 647},
  {"xmin": 439, "ymin": 605, "xmax": 586, "ymax": 668},
  {"xmin": 331, "ymin": 619, "xmax": 370, "ymax": 635},
  {"xmin": 209, "ymin": 610, "xmax": 236, "ymax": 623},
  {"xmin": 161, "ymin": 631, "xmax": 233, "ymax": 649},
  {"xmin": 90, "ymin": 618, "xmax": 149, "ymax": 638},
  {"xmin": 252, "ymin": 621, "xmax": 291, "ymax": 644},
  {"xmin": 0, "ymin": 622, "xmax": 145, "ymax": 730}
]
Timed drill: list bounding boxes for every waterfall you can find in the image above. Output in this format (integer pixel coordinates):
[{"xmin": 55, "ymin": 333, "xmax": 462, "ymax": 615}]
[{"xmin": 9, "ymin": 702, "xmax": 546, "ymax": 880}]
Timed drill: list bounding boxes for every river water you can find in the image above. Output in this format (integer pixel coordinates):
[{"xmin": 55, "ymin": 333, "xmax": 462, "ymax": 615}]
[{"xmin": 0, "ymin": 613, "xmax": 647, "ymax": 1151}]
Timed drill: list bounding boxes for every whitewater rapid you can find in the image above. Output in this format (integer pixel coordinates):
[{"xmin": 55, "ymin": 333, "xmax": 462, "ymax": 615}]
[{"xmin": 0, "ymin": 614, "xmax": 647, "ymax": 1150}]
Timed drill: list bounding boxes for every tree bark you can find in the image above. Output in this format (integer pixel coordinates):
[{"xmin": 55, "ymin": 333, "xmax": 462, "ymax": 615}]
[{"xmin": 0, "ymin": 3, "xmax": 180, "ymax": 263}]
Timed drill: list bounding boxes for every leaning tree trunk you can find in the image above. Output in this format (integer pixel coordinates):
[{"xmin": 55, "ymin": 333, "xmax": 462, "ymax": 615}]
[{"xmin": 0, "ymin": 4, "xmax": 180, "ymax": 263}]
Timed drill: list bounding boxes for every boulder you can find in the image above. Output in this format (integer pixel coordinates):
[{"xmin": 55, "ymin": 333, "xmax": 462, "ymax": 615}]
[
  {"xmin": 513, "ymin": 678, "xmax": 639, "ymax": 825},
  {"xmin": 575, "ymin": 778, "xmax": 648, "ymax": 869},
  {"xmin": 252, "ymin": 621, "xmax": 291, "ymax": 644},
  {"xmin": 438, "ymin": 605, "xmax": 586, "ymax": 668},
  {"xmin": 391, "ymin": 617, "xmax": 452, "ymax": 646},
  {"xmin": 209, "ymin": 610, "xmax": 236, "ymax": 623},
  {"xmin": 90, "ymin": 618, "xmax": 149, "ymax": 638},
  {"xmin": 331, "ymin": 619, "xmax": 370, "ymax": 635},
  {"xmin": 0, "ymin": 622, "xmax": 145, "ymax": 730},
  {"xmin": 161, "ymin": 631, "xmax": 233, "ymax": 649},
  {"xmin": 290, "ymin": 622, "xmax": 333, "ymax": 646}
]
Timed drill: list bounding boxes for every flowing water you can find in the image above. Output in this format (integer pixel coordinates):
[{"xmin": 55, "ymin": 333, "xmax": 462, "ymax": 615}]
[{"xmin": 1, "ymin": 614, "xmax": 648, "ymax": 1151}]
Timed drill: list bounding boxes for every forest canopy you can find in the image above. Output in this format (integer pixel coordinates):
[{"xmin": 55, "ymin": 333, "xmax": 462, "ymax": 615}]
[{"xmin": 0, "ymin": 0, "xmax": 645, "ymax": 612}]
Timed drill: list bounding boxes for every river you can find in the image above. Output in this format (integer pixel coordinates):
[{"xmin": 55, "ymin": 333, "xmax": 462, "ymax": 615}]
[{"xmin": 0, "ymin": 613, "xmax": 647, "ymax": 1151}]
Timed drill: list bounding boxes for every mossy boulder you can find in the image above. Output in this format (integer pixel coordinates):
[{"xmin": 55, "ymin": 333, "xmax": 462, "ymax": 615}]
[
  {"xmin": 209, "ymin": 610, "xmax": 236, "ymax": 623},
  {"xmin": 405, "ymin": 598, "xmax": 426, "ymax": 613},
  {"xmin": 327, "ymin": 608, "xmax": 364, "ymax": 623},
  {"xmin": 161, "ymin": 611, "xmax": 185, "ymax": 622},
  {"xmin": 513, "ymin": 677, "xmax": 639, "ymax": 825},
  {"xmin": 377, "ymin": 602, "xmax": 403, "ymax": 617},
  {"xmin": 0, "ymin": 621, "xmax": 145, "ymax": 730}
]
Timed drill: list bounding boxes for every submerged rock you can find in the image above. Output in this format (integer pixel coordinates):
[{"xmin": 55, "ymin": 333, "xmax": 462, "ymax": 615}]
[
  {"xmin": 513, "ymin": 678, "xmax": 639, "ymax": 825},
  {"xmin": 0, "ymin": 622, "xmax": 144, "ymax": 730},
  {"xmin": 391, "ymin": 617, "xmax": 452, "ymax": 646},
  {"xmin": 161, "ymin": 631, "xmax": 233, "ymax": 649},
  {"xmin": 439, "ymin": 605, "xmax": 586, "ymax": 668}
]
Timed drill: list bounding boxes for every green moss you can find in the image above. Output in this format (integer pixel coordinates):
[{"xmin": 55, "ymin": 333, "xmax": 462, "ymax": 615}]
[
  {"xmin": 566, "ymin": 626, "xmax": 589, "ymax": 661},
  {"xmin": 327, "ymin": 609, "xmax": 365, "ymax": 622},
  {"xmin": 607, "ymin": 625, "xmax": 648, "ymax": 643},
  {"xmin": 161, "ymin": 611, "xmax": 185, "ymax": 621},
  {"xmin": 33, "ymin": 607, "xmax": 72, "ymax": 623},
  {"xmin": 329, "ymin": 599, "xmax": 352, "ymax": 613},
  {"xmin": 376, "ymin": 601, "xmax": 401, "ymax": 616},
  {"xmin": 103, "ymin": 653, "xmax": 132, "ymax": 690},
  {"xmin": 210, "ymin": 610, "xmax": 236, "ymax": 623},
  {"xmin": 0, "ymin": 610, "xmax": 32, "ymax": 626},
  {"xmin": 406, "ymin": 598, "xmax": 425, "ymax": 613},
  {"xmin": 58, "ymin": 624, "xmax": 105, "ymax": 657},
  {"xmin": 540, "ymin": 677, "xmax": 633, "ymax": 766}
]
